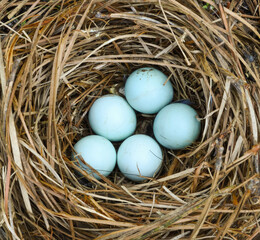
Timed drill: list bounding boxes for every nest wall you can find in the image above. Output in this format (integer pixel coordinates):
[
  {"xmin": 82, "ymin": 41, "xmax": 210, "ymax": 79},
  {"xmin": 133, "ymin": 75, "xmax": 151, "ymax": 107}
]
[{"xmin": 0, "ymin": 1, "xmax": 260, "ymax": 239}]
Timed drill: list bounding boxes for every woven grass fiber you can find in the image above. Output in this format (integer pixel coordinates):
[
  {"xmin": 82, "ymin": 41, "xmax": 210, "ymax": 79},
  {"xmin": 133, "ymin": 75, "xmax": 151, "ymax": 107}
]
[{"xmin": 1, "ymin": 0, "xmax": 260, "ymax": 239}]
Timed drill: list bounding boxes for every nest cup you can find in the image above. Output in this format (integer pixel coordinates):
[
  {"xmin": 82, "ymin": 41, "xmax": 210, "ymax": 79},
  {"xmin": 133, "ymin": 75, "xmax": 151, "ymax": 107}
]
[{"xmin": 1, "ymin": 1, "xmax": 260, "ymax": 239}]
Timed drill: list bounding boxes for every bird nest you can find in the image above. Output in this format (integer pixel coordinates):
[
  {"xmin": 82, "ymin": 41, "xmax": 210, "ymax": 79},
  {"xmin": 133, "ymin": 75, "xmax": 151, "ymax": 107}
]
[{"xmin": 1, "ymin": 1, "xmax": 260, "ymax": 239}]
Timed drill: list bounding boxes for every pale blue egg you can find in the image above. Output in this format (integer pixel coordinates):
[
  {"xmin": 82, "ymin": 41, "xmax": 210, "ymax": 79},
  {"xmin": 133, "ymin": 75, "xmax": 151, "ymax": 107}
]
[
  {"xmin": 72, "ymin": 135, "xmax": 116, "ymax": 180},
  {"xmin": 125, "ymin": 67, "xmax": 174, "ymax": 114},
  {"xmin": 153, "ymin": 103, "xmax": 201, "ymax": 149},
  {"xmin": 117, "ymin": 134, "xmax": 163, "ymax": 182},
  {"xmin": 88, "ymin": 95, "xmax": 137, "ymax": 141}
]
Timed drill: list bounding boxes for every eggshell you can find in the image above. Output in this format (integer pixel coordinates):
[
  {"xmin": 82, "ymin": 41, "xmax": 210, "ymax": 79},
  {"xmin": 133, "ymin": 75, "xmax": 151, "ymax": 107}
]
[
  {"xmin": 153, "ymin": 103, "xmax": 201, "ymax": 149},
  {"xmin": 88, "ymin": 95, "xmax": 137, "ymax": 141},
  {"xmin": 125, "ymin": 67, "xmax": 174, "ymax": 114},
  {"xmin": 72, "ymin": 135, "xmax": 116, "ymax": 180},
  {"xmin": 117, "ymin": 134, "xmax": 163, "ymax": 182}
]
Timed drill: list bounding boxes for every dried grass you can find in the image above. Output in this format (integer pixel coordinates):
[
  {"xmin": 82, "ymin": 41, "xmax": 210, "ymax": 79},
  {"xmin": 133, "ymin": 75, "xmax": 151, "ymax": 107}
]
[{"xmin": 0, "ymin": 0, "xmax": 260, "ymax": 239}]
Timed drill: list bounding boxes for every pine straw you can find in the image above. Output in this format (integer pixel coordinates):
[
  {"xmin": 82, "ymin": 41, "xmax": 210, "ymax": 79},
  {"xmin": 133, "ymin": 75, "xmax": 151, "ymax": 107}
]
[{"xmin": 0, "ymin": 0, "xmax": 260, "ymax": 239}]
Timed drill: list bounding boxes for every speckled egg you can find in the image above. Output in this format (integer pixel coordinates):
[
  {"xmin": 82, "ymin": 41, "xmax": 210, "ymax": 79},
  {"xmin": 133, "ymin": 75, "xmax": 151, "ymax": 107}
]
[{"xmin": 125, "ymin": 67, "xmax": 174, "ymax": 114}]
